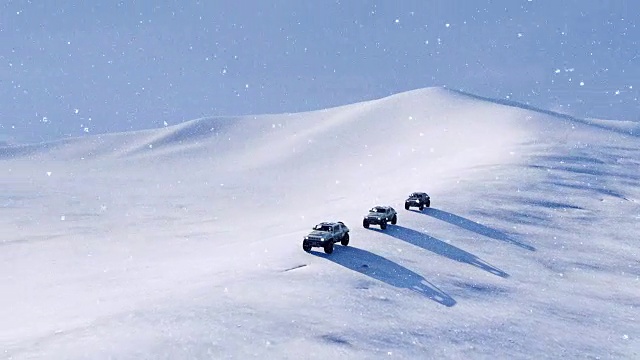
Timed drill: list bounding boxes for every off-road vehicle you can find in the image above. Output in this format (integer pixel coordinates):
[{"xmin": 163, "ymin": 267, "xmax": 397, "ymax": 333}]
[
  {"xmin": 363, "ymin": 206, "xmax": 397, "ymax": 230},
  {"xmin": 302, "ymin": 221, "xmax": 350, "ymax": 254},
  {"xmin": 404, "ymin": 192, "xmax": 430, "ymax": 210}
]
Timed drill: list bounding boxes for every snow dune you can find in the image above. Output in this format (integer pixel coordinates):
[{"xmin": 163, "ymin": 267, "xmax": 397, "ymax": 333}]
[{"xmin": 1, "ymin": 87, "xmax": 638, "ymax": 359}]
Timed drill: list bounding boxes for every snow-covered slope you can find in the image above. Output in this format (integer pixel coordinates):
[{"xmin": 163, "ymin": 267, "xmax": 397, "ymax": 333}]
[{"xmin": 1, "ymin": 87, "xmax": 638, "ymax": 359}]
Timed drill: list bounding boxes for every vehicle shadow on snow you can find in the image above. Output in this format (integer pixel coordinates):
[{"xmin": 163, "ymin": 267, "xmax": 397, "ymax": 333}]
[
  {"xmin": 417, "ymin": 208, "xmax": 536, "ymax": 251},
  {"xmin": 380, "ymin": 225, "xmax": 509, "ymax": 278},
  {"xmin": 311, "ymin": 246, "xmax": 456, "ymax": 307}
]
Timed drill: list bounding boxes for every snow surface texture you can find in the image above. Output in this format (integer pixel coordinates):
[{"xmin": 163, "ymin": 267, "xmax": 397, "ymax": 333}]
[{"xmin": 1, "ymin": 87, "xmax": 638, "ymax": 359}]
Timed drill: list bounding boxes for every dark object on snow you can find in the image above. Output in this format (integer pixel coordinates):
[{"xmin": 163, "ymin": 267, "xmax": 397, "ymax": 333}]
[
  {"xmin": 302, "ymin": 221, "xmax": 350, "ymax": 254},
  {"xmin": 404, "ymin": 192, "xmax": 431, "ymax": 210},
  {"xmin": 363, "ymin": 205, "xmax": 398, "ymax": 230}
]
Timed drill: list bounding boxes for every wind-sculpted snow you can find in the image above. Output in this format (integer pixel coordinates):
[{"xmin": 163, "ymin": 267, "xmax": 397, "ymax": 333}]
[{"xmin": 1, "ymin": 87, "xmax": 638, "ymax": 359}]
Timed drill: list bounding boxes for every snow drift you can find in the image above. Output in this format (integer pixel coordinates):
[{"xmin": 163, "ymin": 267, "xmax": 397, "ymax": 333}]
[{"xmin": 1, "ymin": 87, "xmax": 638, "ymax": 359}]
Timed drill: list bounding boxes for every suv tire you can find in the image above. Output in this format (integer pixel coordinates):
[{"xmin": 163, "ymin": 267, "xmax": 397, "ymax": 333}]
[
  {"xmin": 341, "ymin": 233, "xmax": 350, "ymax": 246},
  {"xmin": 324, "ymin": 242, "xmax": 334, "ymax": 254}
]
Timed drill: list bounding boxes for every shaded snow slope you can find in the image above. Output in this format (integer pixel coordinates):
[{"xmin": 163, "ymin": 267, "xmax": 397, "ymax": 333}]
[{"xmin": 1, "ymin": 87, "xmax": 638, "ymax": 359}]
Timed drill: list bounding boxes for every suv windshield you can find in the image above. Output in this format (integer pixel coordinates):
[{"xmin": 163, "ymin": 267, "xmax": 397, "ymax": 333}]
[
  {"xmin": 313, "ymin": 224, "xmax": 332, "ymax": 232},
  {"xmin": 370, "ymin": 207, "xmax": 385, "ymax": 213}
]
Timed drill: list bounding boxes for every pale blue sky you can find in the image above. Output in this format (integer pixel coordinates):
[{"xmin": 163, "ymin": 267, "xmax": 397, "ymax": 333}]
[{"xmin": 1, "ymin": 1, "xmax": 638, "ymax": 142}]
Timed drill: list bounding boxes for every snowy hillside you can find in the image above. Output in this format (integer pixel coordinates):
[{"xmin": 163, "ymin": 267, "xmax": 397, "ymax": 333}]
[{"xmin": 1, "ymin": 87, "xmax": 638, "ymax": 359}]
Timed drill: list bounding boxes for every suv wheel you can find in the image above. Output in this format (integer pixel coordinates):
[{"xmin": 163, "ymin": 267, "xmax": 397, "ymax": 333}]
[
  {"xmin": 380, "ymin": 220, "xmax": 387, "ymax": 230},
  {"xmin": 341, "ymin": 233, "xmax": 350, "ymax": 246},
  {"xmin": 391, "ymin": 215, "xmax": 397, "ymax": 225},
  {"xmin": 363, "ymin": 219, "xmax": 370, "ymax": 228},
  {"xmin": 419, "ymin": 204, "xmax": 424, "ymax": 211},
  {"xmin": 404, "ymin": 202, "xmax": 409, "ymax": 210},
  {"xmin": 324, "ymin": 242, "xmax": 334, "ymax": 254},
  {"xmin": 302, "ymin": 242, "xmax": 311, "ymax": 252},
  {"xmin": 425, "ymin": 199, "xmax": 431, "ymax": 208}
]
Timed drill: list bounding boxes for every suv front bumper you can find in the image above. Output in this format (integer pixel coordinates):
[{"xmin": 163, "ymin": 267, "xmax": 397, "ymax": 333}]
[
  {"xmin": 364, "ymin": 217, "xmax": 386, "ymax": 224},
  {"xmin": 303, "ymin": 238, "xmax": 331, "ymax": 247}
]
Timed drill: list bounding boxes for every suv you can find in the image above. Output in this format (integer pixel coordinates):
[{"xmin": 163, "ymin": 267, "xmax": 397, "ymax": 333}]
[
  {"xmin": 363, "ymin": 206, "xmax": 397, "ymax": 230},
  {"xmin": 405, "ymin": 192, "xmax": 430, "ymax": 210},
  {"xmin": 302, "ymin": 221, "xmax": 350, "ymax": 254}
]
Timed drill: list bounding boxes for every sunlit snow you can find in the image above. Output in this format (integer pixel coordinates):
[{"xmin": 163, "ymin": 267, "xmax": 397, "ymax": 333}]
[{"xmin": 1, "ymin": 87, "xmax": 638, "ymax": 359}]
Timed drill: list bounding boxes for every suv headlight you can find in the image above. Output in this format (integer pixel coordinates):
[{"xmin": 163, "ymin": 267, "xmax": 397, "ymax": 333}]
[
  {"xmin": 320, "ymin": 237, "xmax": 325, "ymax": 241},
  {"xmin": 304, "ymin": 236, "xmax": 309, "ymax": 240}
]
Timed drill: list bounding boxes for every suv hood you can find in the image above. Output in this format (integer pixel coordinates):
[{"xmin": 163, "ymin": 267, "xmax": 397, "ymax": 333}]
[
  {"xmin": 307, "ymin": 230, "xmax": 330, "ymax": 238},
  {"xmin": 366, "ymin": 212, "xmax": 385, "ymax": 218}
]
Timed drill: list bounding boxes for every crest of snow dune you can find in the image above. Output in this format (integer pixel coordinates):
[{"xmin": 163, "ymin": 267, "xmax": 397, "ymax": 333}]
[{"xmin": 1, "ymin": 86, "xmax": 638, "ymax": 359}]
